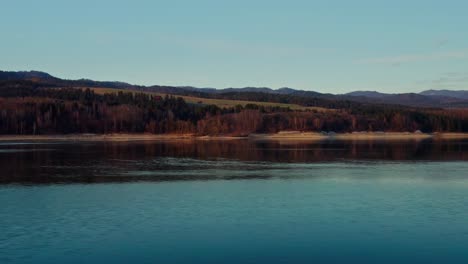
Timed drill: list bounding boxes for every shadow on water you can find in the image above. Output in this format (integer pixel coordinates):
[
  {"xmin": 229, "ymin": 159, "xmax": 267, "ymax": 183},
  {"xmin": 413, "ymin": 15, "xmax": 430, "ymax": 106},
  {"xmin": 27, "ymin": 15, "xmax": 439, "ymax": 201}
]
[{"xmin": 1, "ymin": 138, "xmax": 468, "ymax": 184}]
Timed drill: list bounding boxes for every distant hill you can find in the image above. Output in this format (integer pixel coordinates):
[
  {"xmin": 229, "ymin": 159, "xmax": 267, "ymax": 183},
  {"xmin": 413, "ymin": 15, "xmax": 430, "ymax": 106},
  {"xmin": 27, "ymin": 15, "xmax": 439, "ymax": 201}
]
[
  {"xmin": 420, "ymin": 89, "xmax": 468, "ymax": 100},
  {"xmin": 0, "ymin": 70, "xmax": 137, "ymax": 89},
  {"xmin": 1, "ymin": 70, "xmax": 468, "ymax": 108},
  {"xmin": 344, "ymin": 90, "xmax": 468, "ymax": 108},
  {"xmin": 0, "ymin": 71, "xmax": 59, "ymax": 82},
  {"xmin": 345, "ymin": 91, "xmax": 390, "ymax": 98}
]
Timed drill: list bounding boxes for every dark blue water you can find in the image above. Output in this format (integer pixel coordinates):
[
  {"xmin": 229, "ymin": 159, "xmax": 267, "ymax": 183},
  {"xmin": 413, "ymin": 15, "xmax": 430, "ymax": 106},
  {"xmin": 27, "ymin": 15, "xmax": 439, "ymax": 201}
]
[{"xmin": 1, "ymin": 140, "xmax": 468, "ymax": 263}]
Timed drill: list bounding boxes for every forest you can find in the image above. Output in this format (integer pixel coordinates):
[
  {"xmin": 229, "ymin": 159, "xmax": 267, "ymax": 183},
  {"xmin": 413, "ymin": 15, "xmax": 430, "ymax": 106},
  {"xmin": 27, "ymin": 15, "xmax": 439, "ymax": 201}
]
[{"xmin": 1, "ymin": 80, "xmax": 468, "ymax": 135}]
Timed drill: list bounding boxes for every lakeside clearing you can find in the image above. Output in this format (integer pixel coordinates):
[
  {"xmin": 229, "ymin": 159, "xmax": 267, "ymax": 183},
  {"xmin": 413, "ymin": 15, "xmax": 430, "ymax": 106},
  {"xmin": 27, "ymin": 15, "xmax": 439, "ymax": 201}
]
[{"xmin": 1, "ymin": 132, "xmax": 468, "ymax": 142}]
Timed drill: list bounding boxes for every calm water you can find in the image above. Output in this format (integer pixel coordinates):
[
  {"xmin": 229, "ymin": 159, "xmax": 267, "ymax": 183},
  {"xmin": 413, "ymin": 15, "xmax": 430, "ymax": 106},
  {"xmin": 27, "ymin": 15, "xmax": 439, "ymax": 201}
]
[{"xmin": 1, "ymin": 139, "xmax": 468, "ymax": 263}]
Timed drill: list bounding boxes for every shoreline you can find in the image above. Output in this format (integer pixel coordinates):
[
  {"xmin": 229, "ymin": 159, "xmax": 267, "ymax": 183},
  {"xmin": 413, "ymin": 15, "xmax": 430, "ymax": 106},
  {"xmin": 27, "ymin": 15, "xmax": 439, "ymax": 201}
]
[
  {"xmin": 249, "ymin": 132, "xmax": 468, "ymax": 141},
  {"xmin": 249, "ymin": 132, "xmax": 433, "ymax": 141},
  {"xmin": 0, "ymin": 134, "xmax": 196, "ymax": 142},
  {"xmin": 0, "ymin": 132, "xmax": 468, "ymax": 142}
]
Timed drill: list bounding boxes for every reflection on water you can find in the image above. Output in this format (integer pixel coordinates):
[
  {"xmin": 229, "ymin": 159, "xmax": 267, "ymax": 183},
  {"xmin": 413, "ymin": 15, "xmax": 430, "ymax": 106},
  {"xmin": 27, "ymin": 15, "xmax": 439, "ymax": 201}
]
[
  {"xmin": 2, "ymin": 139, "xmax": 468, "ymax": 264},
  {"xmin": 1, "ymin": 139, "xmax": 468, "ymax": 183}
]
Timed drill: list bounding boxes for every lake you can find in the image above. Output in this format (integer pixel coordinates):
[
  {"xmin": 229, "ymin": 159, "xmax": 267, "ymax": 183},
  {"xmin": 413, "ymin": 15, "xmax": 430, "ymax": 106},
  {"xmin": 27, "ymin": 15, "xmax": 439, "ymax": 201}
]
[{"xmin": 1, "ymin": 139, "xmax": 468, "ymax": 263}]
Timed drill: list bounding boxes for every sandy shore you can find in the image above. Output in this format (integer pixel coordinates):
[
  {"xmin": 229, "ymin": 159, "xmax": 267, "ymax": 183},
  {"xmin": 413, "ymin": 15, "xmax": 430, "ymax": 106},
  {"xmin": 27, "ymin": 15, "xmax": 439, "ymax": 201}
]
[
  {"xmin": 248, "ymin": 132, "xmax": 468, "ymax": 141},
  {"xmin": 1, "ymin": 132, "xmax": 468, "ymax": 142},
  {"xmin": 433, "ymin": 133, "xmax": 468, "ymax": 139},
  {"xmin": 248, "ymin": 132, "xmax": 327, "ymax": 141}
]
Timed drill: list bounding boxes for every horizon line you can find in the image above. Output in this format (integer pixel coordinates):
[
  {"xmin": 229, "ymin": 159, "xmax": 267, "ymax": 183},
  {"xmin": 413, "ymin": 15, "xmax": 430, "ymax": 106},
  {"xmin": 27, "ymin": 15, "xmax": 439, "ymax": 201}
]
[{"xmin": 1, "ymin": 69, "xmax": 467, "ymax": 95}]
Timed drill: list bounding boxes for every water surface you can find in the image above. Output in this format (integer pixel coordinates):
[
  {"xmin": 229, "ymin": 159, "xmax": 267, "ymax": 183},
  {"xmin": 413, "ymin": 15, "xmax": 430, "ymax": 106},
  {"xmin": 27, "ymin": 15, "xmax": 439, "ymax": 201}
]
[{"xmin": 1, "ymin": 139, "xmax": 468, "ymax": 263}]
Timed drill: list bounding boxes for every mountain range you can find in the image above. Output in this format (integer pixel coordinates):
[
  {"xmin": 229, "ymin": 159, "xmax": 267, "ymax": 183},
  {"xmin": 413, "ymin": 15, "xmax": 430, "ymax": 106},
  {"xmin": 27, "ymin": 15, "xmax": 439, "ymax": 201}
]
[{"xmin": 1, "ymin": 70, "xmax": 468, "ymax": 108}]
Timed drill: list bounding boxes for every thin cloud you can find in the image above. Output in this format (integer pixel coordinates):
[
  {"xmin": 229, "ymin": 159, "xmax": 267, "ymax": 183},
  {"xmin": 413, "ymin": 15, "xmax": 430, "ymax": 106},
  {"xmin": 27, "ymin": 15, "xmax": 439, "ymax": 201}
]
[
  {"xmin": 156, "ymin": 34, "xmax": 315, "ymax": 57},
  {"xmin": 435, "ymin": 39, "xmax": 449, "ymax": 48},
  {"xmin": 417, "ymin": 72, "xmax": 468, "ymax": 89},
  {"xmin": 356, "ymin": 50, "xmax": 468, "ymax": 65}
]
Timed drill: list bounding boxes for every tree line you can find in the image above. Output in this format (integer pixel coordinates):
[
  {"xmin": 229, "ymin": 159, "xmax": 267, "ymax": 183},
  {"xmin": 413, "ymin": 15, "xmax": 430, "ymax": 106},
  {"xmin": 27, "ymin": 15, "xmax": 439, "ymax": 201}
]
[{"xmin": 1, "ymin": 84, "xmax": 468, "ymax": 135}]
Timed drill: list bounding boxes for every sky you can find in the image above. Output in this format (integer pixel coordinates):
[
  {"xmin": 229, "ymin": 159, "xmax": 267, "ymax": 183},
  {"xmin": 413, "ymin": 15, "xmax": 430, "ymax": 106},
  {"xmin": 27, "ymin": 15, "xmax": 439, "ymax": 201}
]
[{"xmin": 1, "ymin": 0, "xmax": 468, "ymax": 94}]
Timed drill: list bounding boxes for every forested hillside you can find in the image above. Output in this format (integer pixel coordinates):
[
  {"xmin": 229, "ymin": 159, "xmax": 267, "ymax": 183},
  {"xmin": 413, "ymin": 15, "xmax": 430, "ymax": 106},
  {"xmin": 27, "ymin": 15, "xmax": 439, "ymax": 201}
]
[{"xmin": 1, "ymin": 79, "xmax": 468, "ymax": 135}]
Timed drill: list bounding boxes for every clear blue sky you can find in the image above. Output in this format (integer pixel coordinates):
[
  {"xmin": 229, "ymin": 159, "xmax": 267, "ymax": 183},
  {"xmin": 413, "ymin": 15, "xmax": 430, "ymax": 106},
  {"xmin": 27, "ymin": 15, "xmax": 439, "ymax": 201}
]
[{"xmin": 2, "ymin": 0, "xmax": 468, "ymax": 93}]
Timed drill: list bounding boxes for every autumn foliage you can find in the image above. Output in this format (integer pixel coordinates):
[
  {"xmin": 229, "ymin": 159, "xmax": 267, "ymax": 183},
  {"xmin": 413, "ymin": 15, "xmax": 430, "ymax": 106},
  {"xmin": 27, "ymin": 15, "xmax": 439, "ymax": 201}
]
[{"xmin": 1, "ymin": 85, "xmax": 468, "ymax": 135}]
